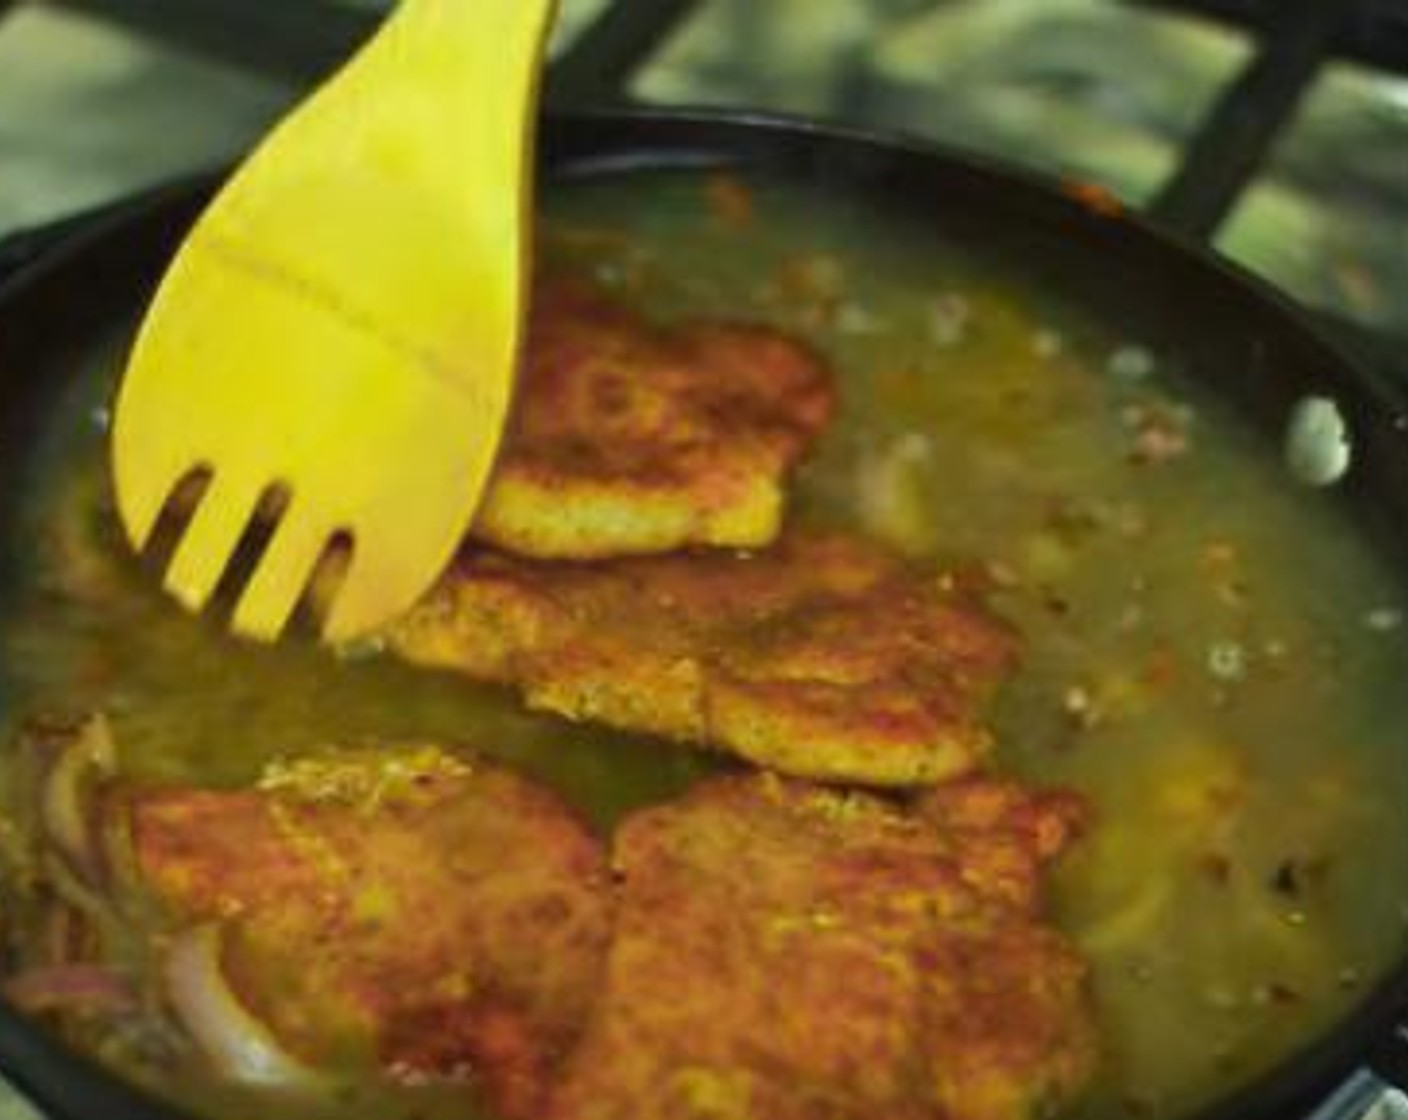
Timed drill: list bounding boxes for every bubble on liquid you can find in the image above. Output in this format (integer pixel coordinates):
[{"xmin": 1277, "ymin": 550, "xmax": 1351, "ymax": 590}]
[{"xmin": 1284, "ymin": 395, "xmax": 1351, "ymax": 487}]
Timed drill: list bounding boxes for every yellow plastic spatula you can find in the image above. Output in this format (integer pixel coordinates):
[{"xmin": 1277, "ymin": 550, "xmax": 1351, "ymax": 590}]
[{"xmin": 111, "ymin": 0, "xmax": 557, "ymax": 643}]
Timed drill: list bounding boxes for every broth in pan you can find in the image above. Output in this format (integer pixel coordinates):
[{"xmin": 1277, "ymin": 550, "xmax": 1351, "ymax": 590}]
[{"xmin": 2, "ymin": 170, "xmax": 1407, "ymax": 1120}]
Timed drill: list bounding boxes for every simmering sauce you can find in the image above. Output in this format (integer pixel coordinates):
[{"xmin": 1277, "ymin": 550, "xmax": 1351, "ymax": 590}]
[{"xmin": 2, "ymin": 170, "xmax": 1407, "ymax": 1119}]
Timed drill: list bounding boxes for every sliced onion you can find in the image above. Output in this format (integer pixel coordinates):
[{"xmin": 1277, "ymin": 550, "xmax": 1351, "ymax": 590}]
[
  {"xmin": 4, "ymin": 964, "xmax": 135, "ymax": 1015},
  {"xmin": 162, "ymin": 925, "xmax": 324, "ymax": 1089},
  {"xmin": 40, "ymin": 849, "xmax": 110, "ymax": 924},
  {"xmin": 38, "ymin": 902, "xmax": 82, "ymax": 968},
  {"xmin": 39, "ymin": 715, "xmax": 116, "ymax": 887},
  {"xmin": 96, "ymin": 799, "xmax": 143, "ymax": 903}
]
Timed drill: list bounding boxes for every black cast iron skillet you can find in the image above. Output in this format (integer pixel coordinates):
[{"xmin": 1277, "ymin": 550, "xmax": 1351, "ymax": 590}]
[{"xmin": 3, "ymin": 106, "xmax": 1408, "ymax": 1120}]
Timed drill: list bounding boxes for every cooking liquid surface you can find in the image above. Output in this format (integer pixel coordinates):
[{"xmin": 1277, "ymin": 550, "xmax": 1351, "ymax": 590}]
[{"xmin": 3, "ymin": 171, "xmax": 1408, "ymax": 1120}]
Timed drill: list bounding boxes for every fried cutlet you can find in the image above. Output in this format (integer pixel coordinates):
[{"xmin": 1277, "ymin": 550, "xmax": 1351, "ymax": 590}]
[
  {"xmin": 546, "ymin": 773, "xmax": 1097, "ymax": 1120},
  {"xmin": 43, "ymin": 270, "xmax": 828, "ymax": 602},
  {"xmin": 121, "ymin": 746, "xmax": 611, "ymax": 1120},
  {"xmin": 383, "ymin": 532, "xmax": 1019, "ymax": 787},
  {"xmin": 472, "ymin": 278, "xmax": 835, "ymax": 559}
]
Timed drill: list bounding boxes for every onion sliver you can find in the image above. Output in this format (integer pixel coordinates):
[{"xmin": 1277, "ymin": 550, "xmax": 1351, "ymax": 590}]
[
  {"xmin": 4, "ymin": 964, "xmax": 135, "ymax": 1014},
  {"xmin": 163, "ymin": 925, "xmax": 323, "ymax": 1088},
  {"xmin": 39, "ymin": 716, "xmax": 115, "ymax": 886}
]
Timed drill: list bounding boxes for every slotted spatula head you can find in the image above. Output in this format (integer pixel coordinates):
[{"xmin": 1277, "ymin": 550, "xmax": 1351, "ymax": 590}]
[{"xmin": 111, "ymin": 0, "xmax": 557, "ymax": 643}]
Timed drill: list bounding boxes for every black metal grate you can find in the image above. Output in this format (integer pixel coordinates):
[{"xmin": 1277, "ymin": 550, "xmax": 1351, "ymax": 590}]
[
  {"xmin": 1141, "ymin": 0, "xmax": 1408, "ymax": 75},
  {"xmin": 44, "ymin": 0, "xmax": 703, "ymax": 96},
  {"xmin": 1147, "ymin": 0, "xmax": 1349, "ymax": 240},
  {"xmin": 543, "ymin": 0, "xmax": 699, "ymax": 105},
  {"xmin": 31, "ymin": 0, "xmax": 1407, "ymax": 237},
  {"xmin": 5, "ymin": 0, "xmax": 1408, "ymax": 378},
  {"xmin": 47, "ymin": 0, "xmax": 374, "ymax": 86}
]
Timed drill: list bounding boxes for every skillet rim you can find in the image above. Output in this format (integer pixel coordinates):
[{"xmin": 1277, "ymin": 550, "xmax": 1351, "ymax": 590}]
[{"xmin": 0, "ymin": 103, "xmax": 1405, "ymax": 1120}]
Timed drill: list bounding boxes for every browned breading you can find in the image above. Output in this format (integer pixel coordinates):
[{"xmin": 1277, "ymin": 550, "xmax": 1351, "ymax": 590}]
[
  {"xmin": 546, "ymin": 773, "xmax": 1097, "ymax": 1120},
  {"xmin": 384, "ymin": 532, "xmax": 1020, "ymax": 787},
  {"xmin": 915, "ymin": 777, "xmax": 1089, "ymax": 911},
  {"xmin": 472, "ymin": 278, "xmax": 835, "ymax": 559},
  {"xmin": 123, "ymin": 746, "xmax": 611, "ymax": 1120}
]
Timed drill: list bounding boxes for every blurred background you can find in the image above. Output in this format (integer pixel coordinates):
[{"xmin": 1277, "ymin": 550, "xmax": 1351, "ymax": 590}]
[{"xmin": 0, "ymin": 0, "xmax": 1405, "ymax": 330}]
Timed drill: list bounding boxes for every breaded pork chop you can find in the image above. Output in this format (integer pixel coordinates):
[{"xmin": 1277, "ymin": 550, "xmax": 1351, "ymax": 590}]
[
  {"xmin": 546, "ymin": 773, "xmax": 1097, "ymax": 1120},
  {"xmin": 384, "ymin": 532, "xmax": 1019, "ymax": 786},
  {"xmin": 473, "ymin": 278, "xmax": 835, "ymax": 559},
  {"xmin": 122, "ymin": 746, "xmax": 611, "ymax": 1120}
]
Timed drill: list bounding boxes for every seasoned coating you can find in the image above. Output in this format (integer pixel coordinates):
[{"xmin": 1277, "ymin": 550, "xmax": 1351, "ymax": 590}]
[
  {"xmin": 385, "ymin": 532, "xmax": 1019, "ymax": 786},
  {"xmin": 123, "ymin": 746, "xmax": 611, "ymax": 1120},
  {"xmin": 546, "ymin": 773, "xmax": 1097, "ymax": 1120},
  {"xmin": 915, "ymin": 777, "xmax": 1089, "ymax": 911},
  {"xmin": 473, "ymin": 278, "xmax": 835, "ymax": 559}
]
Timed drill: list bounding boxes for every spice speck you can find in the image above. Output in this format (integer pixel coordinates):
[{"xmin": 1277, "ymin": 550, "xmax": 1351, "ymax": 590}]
[
  {"xmin": 1206, "ymin": 641, "xmax": 1247, "ymax": 682},
  {"xmin": 928, "ymin": 293, "xmax": 971, "ymax": 347},
  {"xmin": 1032, "ymin": 329, "xmax": 1064, "ymax": 358},
  {"xmin": 1108, "ymin": 345, "xmax": 1155, "ymax": 381},
  {"xmin": 1364, "ymin": 606, "xmax": 1404, "ymax": 633},
  {"xmin": 836, "ymin": 303, "xmax": 885, "ymax": 336}
]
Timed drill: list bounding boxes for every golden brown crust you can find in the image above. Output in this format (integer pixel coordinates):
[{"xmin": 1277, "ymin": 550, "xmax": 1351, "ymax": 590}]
[
  {"xmin": 473, "ymin": 279, "xmax": 835, "ymax": 559},
  {"xmin": 385, "ymin": 532, "xmax": 1020, "ymax": 787},
  {"xmin": 125, "ymin": 746, "xmax": 611, "ymax": 1120},
  {"xmin": 546, "ymin": 773, "xmax": 1098, "ymax": 1120}
]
